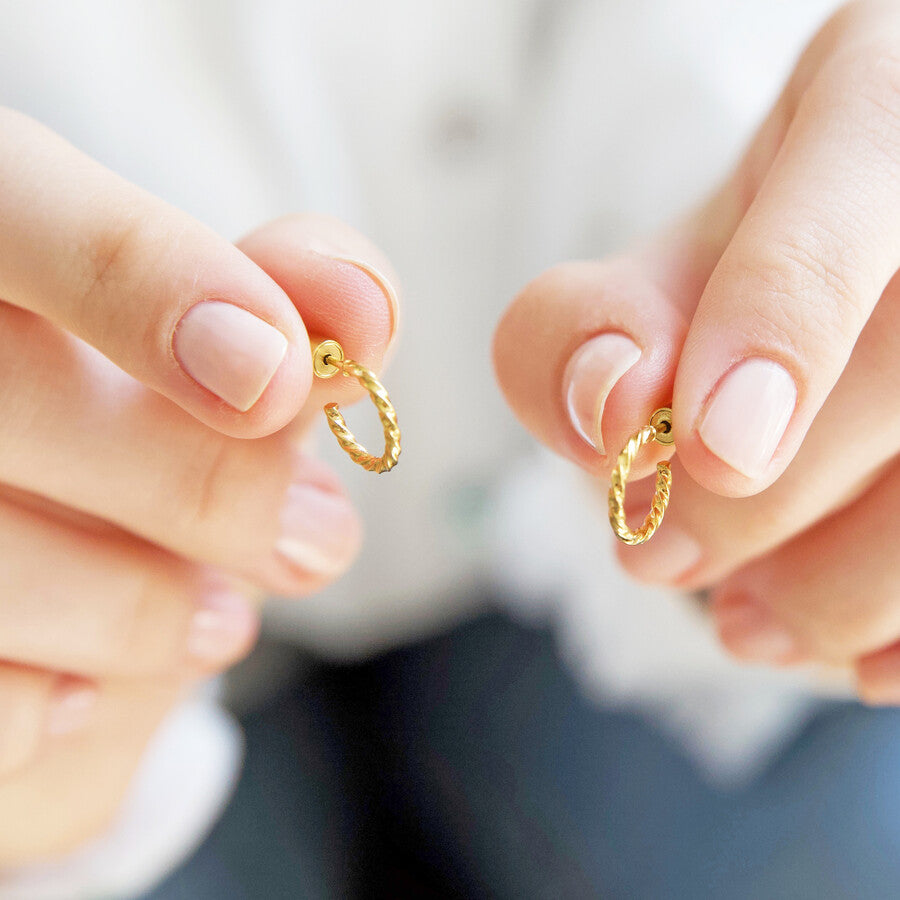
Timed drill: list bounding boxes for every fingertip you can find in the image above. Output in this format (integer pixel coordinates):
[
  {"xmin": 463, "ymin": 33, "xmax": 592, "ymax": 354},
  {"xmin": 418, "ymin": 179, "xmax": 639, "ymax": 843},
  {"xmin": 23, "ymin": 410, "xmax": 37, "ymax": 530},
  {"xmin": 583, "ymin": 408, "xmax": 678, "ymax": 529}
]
[
  {"xmin": 156, "ymin": 234, "xmax": 317, "ymax": 439},
  {"xmin": 173, "ymin": 301, "xmax": 288, "ymax": 413},
  {"xmin": 238, "ymin": 214, "xmax": 399, "ymax": 376},
  {"xmin": 673, "ymin": 355, "xmax": 800, "ymax": 499},
  {"xmin": 494, "ymin": 258, "xmax": 687, "ymax": 477},
  {"xmin": 710, "ymin": 590, "xmax": 807, "ymax": 666},
  {"xmin": 177, "ymin": 330, "xmax": 314, "ymax": 440},
  {"xmin": 258, "ymin": 455, "xmax": 365, "ymax": 595}
]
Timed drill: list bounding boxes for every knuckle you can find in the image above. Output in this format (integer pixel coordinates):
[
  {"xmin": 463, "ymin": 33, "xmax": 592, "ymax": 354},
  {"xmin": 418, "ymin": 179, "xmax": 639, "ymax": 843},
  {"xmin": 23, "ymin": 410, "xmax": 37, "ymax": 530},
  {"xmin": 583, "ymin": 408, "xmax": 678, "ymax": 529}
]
[
  {"xmin": 857, "ymin": 49, "xmax": 900, "ymax": 122},
  {"xmin": 92, "ymin": 565, "xmax": 190, "ymax": 675},
  {"xmin": 170, "ymin": 433, "xmax": 287, "ymax": 567},
  {"xmin": 820, "ymin": 41, "xmax": 900, "ymax": 138},
  {"xmin": 729, "ymin": 227, "xmax": 867, "ymax": 362},
  {"xmin": 176, "ymin": 433, "xmax": 237, "ymax": 534},
  {"xmin": 79, "ymin": 215, "xmax": 144, "ymax": 300},
  {"xmin": 794, "ymin": 599, "xmax": 898, "ymax": 661},
  {"xmin": 74, "ymin": 212, "xmax": 162, "ymax": 344}
]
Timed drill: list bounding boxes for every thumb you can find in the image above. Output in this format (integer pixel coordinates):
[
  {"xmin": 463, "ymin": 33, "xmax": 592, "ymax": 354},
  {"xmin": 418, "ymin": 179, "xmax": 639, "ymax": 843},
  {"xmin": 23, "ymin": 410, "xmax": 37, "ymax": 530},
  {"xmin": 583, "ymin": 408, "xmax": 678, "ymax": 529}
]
[{"xmin": 493, "ymin": 254, "xmax": 688, "ymax": 483}]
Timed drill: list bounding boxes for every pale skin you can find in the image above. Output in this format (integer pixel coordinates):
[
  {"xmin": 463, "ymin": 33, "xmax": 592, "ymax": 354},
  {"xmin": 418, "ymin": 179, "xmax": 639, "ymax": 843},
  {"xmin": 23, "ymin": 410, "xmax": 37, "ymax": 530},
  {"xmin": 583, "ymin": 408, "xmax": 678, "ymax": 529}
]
[
  {"xmin": 0, "ymin": 113, "xmax": 397, "ymax": 863},
  {"xmin": 0, "ymin": 0, "xmax": 897, "ymax": 868},
  {"xmin": 496, "ymin": 0, "xmax": 900, "ymax": 690}
]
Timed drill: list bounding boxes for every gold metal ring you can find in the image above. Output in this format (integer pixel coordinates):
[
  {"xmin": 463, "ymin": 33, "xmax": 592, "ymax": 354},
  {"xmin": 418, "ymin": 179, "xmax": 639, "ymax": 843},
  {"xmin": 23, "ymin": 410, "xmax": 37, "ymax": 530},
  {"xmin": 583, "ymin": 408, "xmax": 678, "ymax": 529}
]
[
  {"xmin": 312, "ymin": 340, "xmax": 401, "ymax": 474},
  {"xmin": 608, "ymin": 407, "xmax": 673, "ymax": 545}
]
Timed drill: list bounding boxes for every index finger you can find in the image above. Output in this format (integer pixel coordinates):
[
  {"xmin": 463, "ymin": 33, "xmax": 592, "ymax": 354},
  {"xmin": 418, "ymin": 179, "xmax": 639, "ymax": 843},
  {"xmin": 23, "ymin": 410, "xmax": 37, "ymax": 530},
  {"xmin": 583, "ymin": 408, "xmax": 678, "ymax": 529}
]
[
  {"xmin": 674, "ymin": 17, "xmax": 900, "ymax": 496},
  {"xmin": 0, "ymin": 108, "xmax": 310, "ymax": 437}
]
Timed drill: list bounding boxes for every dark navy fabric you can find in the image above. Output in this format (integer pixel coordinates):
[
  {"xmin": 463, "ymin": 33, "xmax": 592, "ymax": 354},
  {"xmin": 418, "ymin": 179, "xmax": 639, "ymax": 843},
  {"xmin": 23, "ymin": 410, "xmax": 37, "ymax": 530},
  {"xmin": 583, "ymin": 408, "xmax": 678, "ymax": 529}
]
[{"xmin": 147, "ymin": 612, "xmax": 900, "ymax": 899}]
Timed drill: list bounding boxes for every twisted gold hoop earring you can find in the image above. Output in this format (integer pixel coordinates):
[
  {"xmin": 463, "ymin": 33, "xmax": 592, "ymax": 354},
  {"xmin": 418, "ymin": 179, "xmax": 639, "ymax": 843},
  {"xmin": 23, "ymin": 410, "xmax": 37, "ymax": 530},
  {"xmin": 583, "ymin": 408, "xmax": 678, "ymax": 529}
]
[
  {"xmin": 312, "ymin": 340, "xmax": 401, "ymax": 474},
  {"xmin": 608, "ymin": 407, "xmax": 673, "ymax": 545}
]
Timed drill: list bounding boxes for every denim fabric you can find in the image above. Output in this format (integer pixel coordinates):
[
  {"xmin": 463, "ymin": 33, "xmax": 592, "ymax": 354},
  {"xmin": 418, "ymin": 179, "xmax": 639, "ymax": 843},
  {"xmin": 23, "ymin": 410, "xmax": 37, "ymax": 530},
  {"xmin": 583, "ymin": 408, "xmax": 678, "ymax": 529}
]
[{"xmin": 148, "ymin": 612, "xmax": 900, "ymax": 899}]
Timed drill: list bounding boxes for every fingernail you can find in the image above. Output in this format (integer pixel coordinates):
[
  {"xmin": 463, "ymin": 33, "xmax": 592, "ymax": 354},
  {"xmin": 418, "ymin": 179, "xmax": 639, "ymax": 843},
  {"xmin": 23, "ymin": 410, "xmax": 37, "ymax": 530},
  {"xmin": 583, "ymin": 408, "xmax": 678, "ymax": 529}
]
[
  {"xmin": 619, "ymin": 525, "xmax": 703, "ymax": 584},
  {"xmin": 564, "ymin": 333, "xmax": 642, "ymax": 454},
  {"xmin": 275, "ymin": 482, "xmax": 359, "ymax": 577},
  {"xmin": 332, "ymin": 257, "xmax": 400, "ymax": 349},
  {"xmin": 47, "ymin": 678, "xmax": 98, "ymax": 736},
  {"xmin": 699, "ymin": 358, "xmax": 796, "ymax": 479},
  {"xmin": 174, "ymin": 301, "xmax": 288, "ymax": 412},
  {"xmin": 186, "ymin": 591, "xmax": 259, "ymax": 667},
  {"xmin": 714, "ymin": 593, "xmax": 800, "ymax": 664}
]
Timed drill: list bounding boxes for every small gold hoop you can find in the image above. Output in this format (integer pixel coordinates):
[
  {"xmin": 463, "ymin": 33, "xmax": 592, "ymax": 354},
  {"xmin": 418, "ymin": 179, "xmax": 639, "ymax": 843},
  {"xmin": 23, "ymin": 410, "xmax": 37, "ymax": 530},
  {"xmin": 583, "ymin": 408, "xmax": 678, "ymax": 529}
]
[
  {"xmin": 608, "ymin": 407, "xmax": 673, "ymax": 545},
  {"xmin": 312, "ymin": 340, "xmax": 401, "ymax": 474}
]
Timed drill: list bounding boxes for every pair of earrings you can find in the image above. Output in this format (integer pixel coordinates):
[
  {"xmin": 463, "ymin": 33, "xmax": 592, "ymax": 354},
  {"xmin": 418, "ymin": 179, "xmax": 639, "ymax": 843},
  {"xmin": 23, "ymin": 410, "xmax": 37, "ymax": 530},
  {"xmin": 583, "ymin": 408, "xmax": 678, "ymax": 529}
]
[{"xmin": 313, "ymin": 340, "xmax": 672, "ymax": 545}]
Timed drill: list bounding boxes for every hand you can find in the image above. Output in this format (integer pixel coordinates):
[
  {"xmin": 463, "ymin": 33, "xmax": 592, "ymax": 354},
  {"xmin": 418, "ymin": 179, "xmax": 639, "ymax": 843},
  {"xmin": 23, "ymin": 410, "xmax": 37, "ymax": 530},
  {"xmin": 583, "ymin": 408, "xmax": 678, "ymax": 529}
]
[
  {"xmin": 0, "ymin": 109, "xmax": 398, "ymax": 864},
  {"xmin": 494, "ymin": 0, "xmax": 900, "ymax": 701}
]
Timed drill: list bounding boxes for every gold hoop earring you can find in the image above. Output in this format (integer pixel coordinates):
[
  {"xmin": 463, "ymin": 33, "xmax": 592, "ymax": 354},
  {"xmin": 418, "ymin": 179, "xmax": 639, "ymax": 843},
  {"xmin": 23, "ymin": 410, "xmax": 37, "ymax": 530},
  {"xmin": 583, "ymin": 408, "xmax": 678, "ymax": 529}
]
[
  {"xmin": 608, "ymin": 407, "xmax": 673, "ymax": 545},
  {"xmin": 311, "ymin": 340, "xmax": 401, "ymax": 474}
]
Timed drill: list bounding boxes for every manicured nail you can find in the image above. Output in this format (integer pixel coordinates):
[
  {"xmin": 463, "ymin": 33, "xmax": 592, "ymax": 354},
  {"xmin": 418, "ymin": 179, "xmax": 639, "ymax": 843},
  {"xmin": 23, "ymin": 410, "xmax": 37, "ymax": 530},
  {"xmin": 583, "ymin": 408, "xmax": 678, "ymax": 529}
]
[
  {"xmin": 275, "ymin": 482, "xmax": 358, "ymax": 577},
  {"xmin": 186, "ymin": 591, "xmax": 259, "ymax": 667},
  {"xmin": 699, "ymin": 358, "xmax": 796, "ymax": 479},
  {"xmin": 714, "ymin": 594, "xmax": 800, "ymax": 664},
  {"xmin": 620, "ymin": 525, "xmax": 703, "ymax": 584},
  {"xmin": 174, "ymin": 301, "xmax": 288, "ymax": 412},
  {"xmin": 47, "ymin": 678, "xmax": 98, "ymax": 736},
  {"xmin": 564, "ymin": 333, "xmax": 642, "ymax": 454}
]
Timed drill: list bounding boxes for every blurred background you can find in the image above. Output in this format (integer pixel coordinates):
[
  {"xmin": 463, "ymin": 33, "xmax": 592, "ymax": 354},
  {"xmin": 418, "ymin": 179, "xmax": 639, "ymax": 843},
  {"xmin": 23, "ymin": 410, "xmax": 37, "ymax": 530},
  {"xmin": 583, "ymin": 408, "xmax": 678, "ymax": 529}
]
[{"xmin": 5, "ymin": 1, "xmax": 900, "ymax": 898}]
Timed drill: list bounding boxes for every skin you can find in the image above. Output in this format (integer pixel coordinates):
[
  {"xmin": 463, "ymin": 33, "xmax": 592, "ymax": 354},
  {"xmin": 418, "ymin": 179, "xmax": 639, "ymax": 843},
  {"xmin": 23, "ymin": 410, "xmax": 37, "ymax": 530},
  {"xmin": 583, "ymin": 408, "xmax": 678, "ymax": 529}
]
[
  {"xmin": 2, "ymin": 0, "xmax": 898, "ymax": 869},
  {"xmin": 0, "ymin": 114, "xmax": 399, "ymax": 864},
  {"xmin": 494, "ymin": 1, "xmax": 900, "ymax": 700}
]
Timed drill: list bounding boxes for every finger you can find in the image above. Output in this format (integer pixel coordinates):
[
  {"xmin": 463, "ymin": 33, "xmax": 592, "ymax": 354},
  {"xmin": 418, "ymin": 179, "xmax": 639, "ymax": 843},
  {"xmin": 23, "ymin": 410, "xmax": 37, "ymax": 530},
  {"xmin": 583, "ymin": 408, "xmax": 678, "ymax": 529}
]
[
  {"xmin": 857, "ymin": 642, "xmax": 900, "ymax": 706},
  {"xmin": 0, "ymin": 668, "xmax": 97, "ymax": 778},
  {"xmin": 674, "ymin": 16, "xmax": 900, "ymax": 497},
  {"xmin": 492, "ymin": 89, "xmax": 800, "ymax": 480},
  {"xmin": 237, "ymin": 213, "xmax": 401, "ymax": 433},
  {"xmin": 0, "ymin": 493, "xmax": 259, "ymax": 678},
  {"xmin": 493, "ymin": 258, "xmax": 688, "ymax": 482},
  {"xmin": 0, "ymin": 678, "xmax": 180, "ymax": 866},
  {"xmin": 709, "ymin": 458, "xmax": 900, "ymax": 667},
  {"xmin": 488, "ymin": 33, "xmax": 805, "ymax": 480},
  {"xmin": 615, "ymin": 274, "xmax": 900, "ymax": 588},
  {"xmin": 0, "ymin": 307, "xmax": 362, "ymax": 593},
  {"xmin": 0, "ymin": 109, "xmax": 318, "ymax": 437}
]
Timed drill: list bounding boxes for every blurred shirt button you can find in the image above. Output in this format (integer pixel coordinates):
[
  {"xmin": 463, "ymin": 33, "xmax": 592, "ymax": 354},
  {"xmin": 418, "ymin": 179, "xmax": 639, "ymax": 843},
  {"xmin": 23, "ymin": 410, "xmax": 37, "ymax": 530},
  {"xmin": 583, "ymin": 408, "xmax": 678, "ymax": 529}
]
[{"xmin": 428, "ymin": 100, "xmax": 492, "ymax": 163}]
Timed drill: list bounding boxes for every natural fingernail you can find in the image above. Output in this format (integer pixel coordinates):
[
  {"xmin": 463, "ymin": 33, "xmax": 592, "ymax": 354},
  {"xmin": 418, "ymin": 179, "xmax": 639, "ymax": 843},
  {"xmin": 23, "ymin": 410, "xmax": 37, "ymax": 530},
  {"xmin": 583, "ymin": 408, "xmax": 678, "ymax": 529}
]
[
  {"xmin": 275, "ymin": 482, "xmax": 360, "ymax": 578},
  {"xmin": 187, "ymin": 591, "xmax": 260, "ymax": 667},
  {"xmin": 714, "ymin": 593, "xmax": 800, "ymax": 664},
  {"xmin": 564, "ymin": 333, "xmax": 642, "ymax": 454},
  {"xmin": 617, "ymin": 524, "xmax": 703, "ymax": 584},
  {"xmin": 699, "ymin": 358, "xmax": 796, "ymax": 479},
  {"xmin": 47, "ymin": 678, "xmax": 98, "ymax": 736},
  {"xmin": 174, "ymin": 301, "xmax": 288, "ymax": 412}
]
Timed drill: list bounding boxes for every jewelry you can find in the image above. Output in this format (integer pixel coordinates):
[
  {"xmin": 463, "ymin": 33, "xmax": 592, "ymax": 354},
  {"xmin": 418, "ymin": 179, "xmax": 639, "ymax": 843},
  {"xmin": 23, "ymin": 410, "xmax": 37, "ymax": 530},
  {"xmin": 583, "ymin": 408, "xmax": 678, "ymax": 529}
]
[
  {"xmin": 608, "ymin": 407, "xmax": 673, "ymax": 545},
  {"xmin": 311, "ymin": 340, "xmax": 401, "ymax": 473}
]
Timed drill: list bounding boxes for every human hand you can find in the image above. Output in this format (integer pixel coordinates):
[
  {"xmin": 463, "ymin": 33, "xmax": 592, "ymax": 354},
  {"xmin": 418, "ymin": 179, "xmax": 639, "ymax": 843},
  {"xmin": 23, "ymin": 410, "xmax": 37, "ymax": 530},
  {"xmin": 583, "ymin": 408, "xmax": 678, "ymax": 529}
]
[
  {"xmin": 0, "ymin": 109, "xmax": 398, "ymax": 864},
  {"xmin": 494, "ymin": 0, "xmax": 900, "ymax": 701}
]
